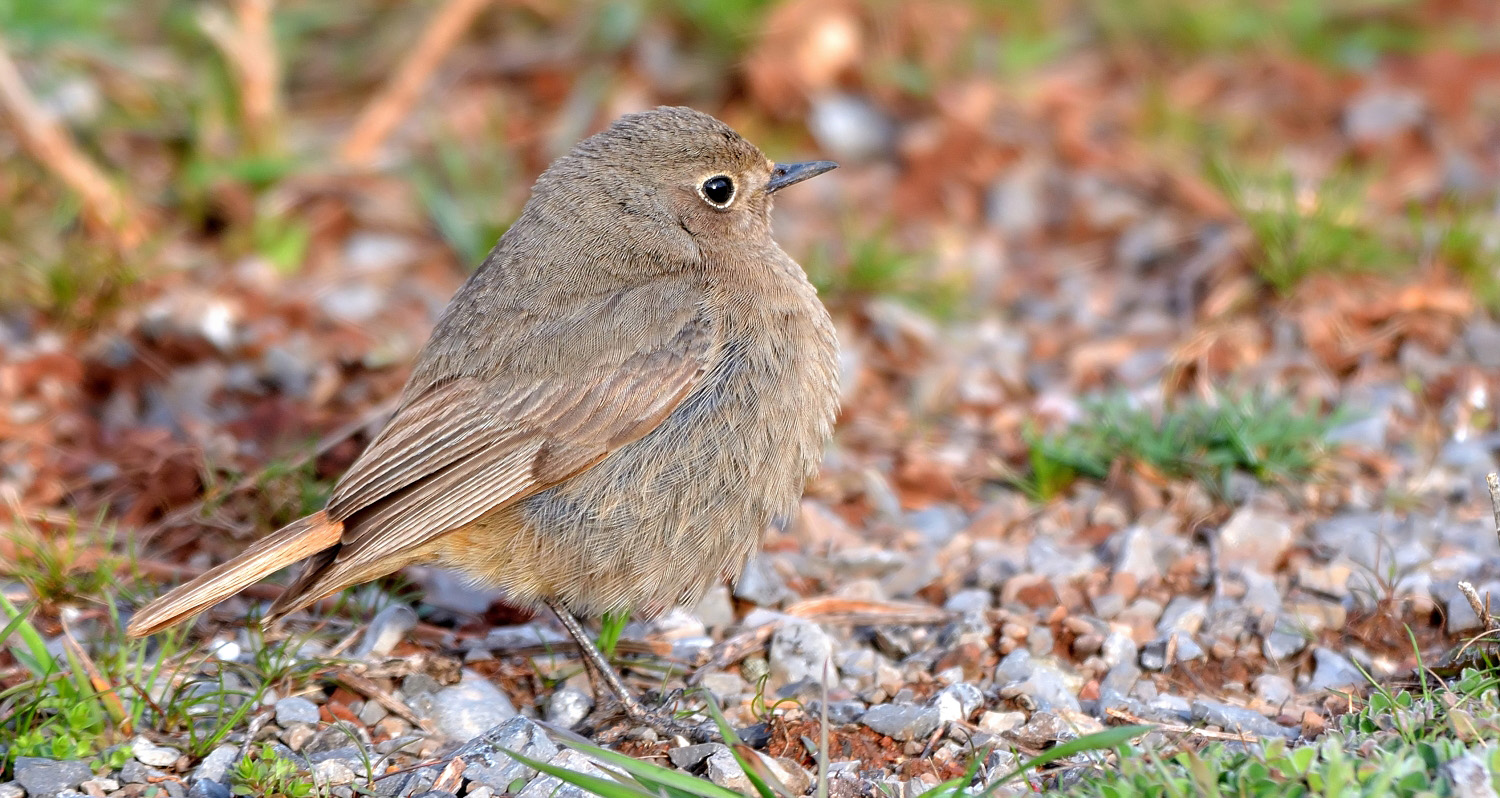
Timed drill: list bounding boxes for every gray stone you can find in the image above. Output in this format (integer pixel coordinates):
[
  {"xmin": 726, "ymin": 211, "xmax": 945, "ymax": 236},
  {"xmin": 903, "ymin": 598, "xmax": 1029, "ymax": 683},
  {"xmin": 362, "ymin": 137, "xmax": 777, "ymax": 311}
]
[
  {"xmin": 1465, "ymin": 320, "xmax": 1500, "ymax": 370},
  {"xmin": 352, "ymin": 604, "xmax": 418, "ymax": 660},
  {"xmin": 977, "ymin": 710, "xmax": 1025, "ymax": 733},
  {"xmin": 544, "ymin": 685, "xmax": 592, "ymax": 729},
  {"xmin": 1028, "ymin": 538, "xmax": 1099, "ymax": 579},
  {"xmin": 692, "ymin": 585, "xmax": 736, "ymax": 630},
  {"xmin": 809, "ymin": 92, "xmax": 894, "ymax": 162},
  {"xmin": 987, "ymin": 159, "xmax": 1048, "ymax": 236},
  {"xmin": 455, "ymin": 716, "xmax": 558, "ymax": 791},
  {"xmin": 81, "ymin": 778, "xmax": 120, "ymax": 794},
  {"xmin": 668, "ymin": 742, "xmax": 723, "ymax": 771},
  {"xmin": 132, "ymin": 736, "xmax": 180, "ymax": 768},
  {"xmin": 906, "ymin": 504, "xmax": 964, "ymax": 546},
  {"xmin": 1307, "ymin": 647, "xmax": 1366, "ymax": 691},
  {"xmin": 806, "ymin": 700, "xmax": 866, "ymax": 725},
  {"xmin": 1264, "ymin": 627, "xmax": 1310, "ymax": 661},
  {"xmin": 428, "ymin": 669, "xmax": 518, "ymax": 742},
  {"xmin": 1443, "ymin": 750, "xmax": 1498, "ymax": 798},
  {"xmin": 932, "ymin": 683, "xmax": 983, "ymax": 723},
  {"xmin": 118, "ymin": 760, "xmax": 150, "ymax": 784},
  {"xmin": 1344, "ymin": 88, "xmax": 1425, "ymax": 143},
  {"xmin": 702, "ymin": 748, "xmax": 753, "ymax": 793},
  {"xmin": 880, "ymin": 552, "xmax": 943, "ymax": 598},
  {"xmin": 1191, "ymin": 700, "xmax": 1297, "ymax": 739},
  {"xmin": 1156, "ymin": 596, "xmax": 1208, "ymax": 635},
  {"xmin": 861, "ymin": 704, "xmax": 941, "ymax": 741},
  {"xmin": 193, "ymin": 744, "xmax": 239, "ymax": 784},
  {"xmin": 14, "ymin": 758, "xmax": 94, "ymax": 796},
  {"xmin": 1101, "ymin": 630, "xmax": 1138, "ymax": 668},
  {"xmin": 734, "ymin": 555, "xmax": 792, "ymax": 607},
  {"xmin": 1113, "ymin": 524, "xmax": 1163, "ymax": 582},
  {"xmin": 275, "ymin": 695, "xmax": 321, "ymax": 727},
  {"xmin": 516, "ymin": 750, "xmax": 607, "ymax": 798},
  {"xmin": 943, "ymin": 588, "xmax": 993, "ymax": 614},
  {"xmin": 1099, "ymin": 661, "xmax": 1141, "ymax": 712},
  {"xmin": 0, "ymin": 781, "xmax": 24, "ymax": 798},
  {"xmin": 1140, "ymin": 631, "xmax": 1205, "ymax": 670},
  {"xmin": 995, "ymin": 656, "xmax": 1080, "ymax": 713},
  {"xmin": 768, "ymin": 619, "xmax": 837, "ymax": 688},
  {"xmin": 188, "ymin": 779, "xmax": 232, "ymax": 798},
  {"xmin": 1218, "ymin": 507, "xmax": 1293, "ymax": 574},
  {"xmin": 1253, "ymin": 674, "xmax": 1295, "ymax": 707},
  {"xmin": 314, "ymin": 760, "xmax": 358, "ymax": 786}
]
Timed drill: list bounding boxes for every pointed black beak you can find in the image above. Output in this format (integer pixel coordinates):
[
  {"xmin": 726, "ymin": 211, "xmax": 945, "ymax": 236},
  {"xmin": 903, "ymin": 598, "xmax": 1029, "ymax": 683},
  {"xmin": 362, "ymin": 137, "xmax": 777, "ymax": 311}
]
[{"xmin": 767, "ymin": 160, "xmax": 838, "ymax": 193}]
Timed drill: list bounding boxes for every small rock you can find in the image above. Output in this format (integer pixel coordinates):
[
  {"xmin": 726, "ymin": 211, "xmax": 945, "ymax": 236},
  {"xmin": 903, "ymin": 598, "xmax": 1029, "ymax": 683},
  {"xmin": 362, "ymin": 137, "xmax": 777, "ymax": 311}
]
[
  {"xmin": 0, "ymin": 783, "xmax": 22, "ymax": 798},
  {"xmin": 668, "ymin": 743, "xmax": 723, "ymax": 771},
  {"xmin": 861, "ymin": 704, "xmax": 941, "ymax": 741},
  {"xmin": 1140, "ymin": 632, "xmax": 1205, "ymax": 670},
  {"xmin": 977, "ymin": 710, "xmax": 1025, "ymax": 733},
  {"xmin": 932, "ymin": 683, "xmax": 984, "ymax": 723},
  {"xmin": 693, "ymin": 585, "xmax": 736, "ymax": 630},
  {"xmin": 807, "ymin": 700, "xmax": 866, "ymax": 725},
  {"xmin": 14, "ymin": 758, "xmax": 94, "ymax": 797},
  {"xmin": 132, "ymin": 736, "xmax": 181, "ymax": 768},
  {"xmin": 1192, "ymin": 700, "xmax": 1297, "ymax": 739},
  {"xmin": 1253, "ymin": 674, "xmax": 1294, "ymax": 707},
  {"xmin": 1009, "ymin": 711, "xmax": 1075, "ymax": 747},
  {"xmin": 809, "ymin": 92, "xmax": 894, "ymax": 162},
  {"xmin": 352, "ymin": 604, "xmax": 419, "ymax": 660},
  {"xmin": 275, "ymin": 695, "xmax": 321, "ymax": 727},
  {"xmin": 944, "ymin": 588, "xmax": 993, "ymax": 614},
  {"xmin": 1443, "ymin": 750, "xmax": 1498, "ymax": 798},
  {"xmin": 995, "ymin": 652, "xmax": 1081, "ymax": 713},
  {"xmin": 769, "ymin": 619, "xmax": 837, "ymax": 688},
  {"xmin": 1307, "ymin": 647, "xmax": 1366, "ymax": 691},
  {"xmin": 544, "ymin": 686, "xmax": 593, "ymax": 729},
  {"xmin": 703, "ymin": 748, "xmax": 753, "ymax": 793},
  {"xmin": 734, "ymin": 556, "xmax": 793, "ymax": 607},
  {"xmin": 314, "ymin": 760, "xmax": 357, "ymax": 786},
  {"xmin": 193, "ymin": 745, "xmax": 239, "ymax": 784},
  {"xmin": 1156, "ymin": 597, "xmax": 1208, "ymax": 636},
  {"xmin": 455, "ymin": 717, "xmax": 559, "ymax": 791},
  {"xmin": 1344, "ymin": 88, "xmax": 1425, "ymax": 143},
  {"xmin": 81, "ymin": 777, "xmax": 120, "ymax": 795},
  {"xmin": 1217, "ymin": 508, "xmax": 1293, "ymax": 574},
  {"xmin": 428, "ymin": 670, "xmax": 518, "ymax": 741},
  {"xmin": 188, "ymin": 779, "xmax": 232, "ymax": 798},
  {"xmin": 1264, "ymin": 627, "xmax": 1309, "ymax": 661}
]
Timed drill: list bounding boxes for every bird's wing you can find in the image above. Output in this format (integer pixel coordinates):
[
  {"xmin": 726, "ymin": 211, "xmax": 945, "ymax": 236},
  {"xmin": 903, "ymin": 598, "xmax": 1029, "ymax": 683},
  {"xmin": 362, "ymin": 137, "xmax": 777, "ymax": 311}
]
[{"xmin": 308, "ymin": 304, "xmax": 716, "ymax": 584}]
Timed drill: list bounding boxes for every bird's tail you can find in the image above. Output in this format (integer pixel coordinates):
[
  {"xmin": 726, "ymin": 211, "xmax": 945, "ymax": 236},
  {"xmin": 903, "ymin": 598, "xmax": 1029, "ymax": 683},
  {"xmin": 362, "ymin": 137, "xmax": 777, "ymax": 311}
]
[{"xmin": 125, "ymin": 511, "xmax": 344, "ymax": 637}]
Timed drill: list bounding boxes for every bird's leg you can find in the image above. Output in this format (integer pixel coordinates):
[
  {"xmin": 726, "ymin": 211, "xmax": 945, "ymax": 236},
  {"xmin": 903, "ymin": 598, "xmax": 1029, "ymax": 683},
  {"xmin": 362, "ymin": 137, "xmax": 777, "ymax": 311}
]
[{"xmin": 545, "ymin": 599, "xmax": 716, "ymax": 743}]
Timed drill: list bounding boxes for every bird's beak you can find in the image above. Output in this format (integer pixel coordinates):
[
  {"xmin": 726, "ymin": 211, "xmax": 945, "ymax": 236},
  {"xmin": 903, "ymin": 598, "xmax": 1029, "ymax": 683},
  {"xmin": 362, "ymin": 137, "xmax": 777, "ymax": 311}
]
[{"xmin": 767, "ymin": 160, "xmax": 838, "ymax": 193}]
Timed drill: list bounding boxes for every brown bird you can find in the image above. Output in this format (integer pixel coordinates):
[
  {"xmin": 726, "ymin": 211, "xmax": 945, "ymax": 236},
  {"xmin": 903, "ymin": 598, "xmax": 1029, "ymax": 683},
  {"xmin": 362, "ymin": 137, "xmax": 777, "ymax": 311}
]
[{"xmin": 126, "ymin": 106, "xmax": 840, "ymax": 740}]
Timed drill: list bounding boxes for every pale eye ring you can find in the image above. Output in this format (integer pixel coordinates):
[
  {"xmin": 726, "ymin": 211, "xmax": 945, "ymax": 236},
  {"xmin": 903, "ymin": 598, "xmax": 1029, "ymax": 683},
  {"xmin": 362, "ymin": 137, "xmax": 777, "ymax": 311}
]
[{"xmin": 698, "ymin": 175, "xmax": 736, "ymax": 208}]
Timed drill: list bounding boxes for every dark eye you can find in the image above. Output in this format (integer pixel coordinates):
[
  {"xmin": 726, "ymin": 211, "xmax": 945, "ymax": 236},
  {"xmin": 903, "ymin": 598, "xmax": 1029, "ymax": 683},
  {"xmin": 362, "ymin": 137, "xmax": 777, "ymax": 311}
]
[{"xmin": 698, "ymin": 175, "xmax": 735, "ymax": 208}]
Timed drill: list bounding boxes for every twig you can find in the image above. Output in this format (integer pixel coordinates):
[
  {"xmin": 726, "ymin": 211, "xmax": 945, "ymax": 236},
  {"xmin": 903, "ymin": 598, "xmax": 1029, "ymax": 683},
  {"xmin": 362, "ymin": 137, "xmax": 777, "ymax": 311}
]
[
  {"xmin": 335, "ymin": 668, "xmax": 426, "ymax": 728},
  {"xmin": 0, "ymin": 35, "xmax": 150, "ymax": 248},
  {"xmin": 339, "ymin": 0, "xmax": 491, "ymax": 168},
  {"xmin": 1487, "ymin": 473, "xmax": 1500, "ymax": 549},
  {"xmin": 197, "ymin": 0, "xmax": 282, "ymax": 155},
  {"xmin": 1104, "ymin": 707, "xmax": 1255, "ymax": 743}
]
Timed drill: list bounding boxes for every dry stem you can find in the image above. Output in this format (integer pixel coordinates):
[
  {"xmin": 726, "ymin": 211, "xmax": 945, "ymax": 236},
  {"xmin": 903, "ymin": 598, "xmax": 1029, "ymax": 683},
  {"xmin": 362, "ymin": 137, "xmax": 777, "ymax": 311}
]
[
  {"xmin": 197, "ymin": 0, "xmax": 282, "ymax": 155},
  {"xmin": 339, "ymin": 0, "xmax": 491, "ymax": 168},
  {"xmin": 0, "ymin": 36, "xmax": 150, "ymax": 249}
]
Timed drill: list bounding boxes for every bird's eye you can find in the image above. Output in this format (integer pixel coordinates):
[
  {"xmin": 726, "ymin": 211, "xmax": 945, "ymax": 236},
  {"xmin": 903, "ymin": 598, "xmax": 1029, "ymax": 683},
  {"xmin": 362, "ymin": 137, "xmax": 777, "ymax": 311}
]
[{"xmin": 698, "ymin": 175, "xmax": 736, "ymax": 208}]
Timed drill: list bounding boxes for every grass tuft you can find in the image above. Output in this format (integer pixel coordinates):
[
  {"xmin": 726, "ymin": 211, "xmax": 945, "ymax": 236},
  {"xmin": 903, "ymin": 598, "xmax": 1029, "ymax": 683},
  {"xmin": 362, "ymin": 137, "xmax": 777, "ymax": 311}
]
[{"xmin": 1019, "ymin": 390, "xmax": 1341, "ymax": 500}]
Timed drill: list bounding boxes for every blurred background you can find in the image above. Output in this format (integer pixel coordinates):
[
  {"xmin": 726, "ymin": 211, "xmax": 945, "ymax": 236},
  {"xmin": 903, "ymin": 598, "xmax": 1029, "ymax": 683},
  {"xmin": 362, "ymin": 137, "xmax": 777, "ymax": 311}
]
[{"xmin": 4, "ymin": 0, "xmax": 1500, "ymax": 778}]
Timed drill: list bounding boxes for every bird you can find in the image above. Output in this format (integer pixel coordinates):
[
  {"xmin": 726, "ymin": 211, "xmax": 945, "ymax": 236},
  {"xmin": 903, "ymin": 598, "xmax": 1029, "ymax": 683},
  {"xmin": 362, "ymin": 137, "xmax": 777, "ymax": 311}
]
[{"xmin": 126, "ymin": 106, "xmax": 841, "ymax": 741}]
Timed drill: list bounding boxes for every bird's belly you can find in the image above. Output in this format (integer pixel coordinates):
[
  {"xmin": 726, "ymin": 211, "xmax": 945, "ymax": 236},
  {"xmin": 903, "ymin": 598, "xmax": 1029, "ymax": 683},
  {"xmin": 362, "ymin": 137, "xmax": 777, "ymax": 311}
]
[{"xmin": 438, "ymin": 343, "xmax": 825, "ymax": 617}]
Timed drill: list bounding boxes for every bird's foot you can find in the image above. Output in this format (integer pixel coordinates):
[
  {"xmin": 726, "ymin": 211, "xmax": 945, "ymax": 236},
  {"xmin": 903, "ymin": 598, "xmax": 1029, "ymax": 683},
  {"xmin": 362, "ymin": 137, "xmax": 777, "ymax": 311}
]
[{"xmin": 583, "ymin": 690, "xmax": 718, "ymax": 743}]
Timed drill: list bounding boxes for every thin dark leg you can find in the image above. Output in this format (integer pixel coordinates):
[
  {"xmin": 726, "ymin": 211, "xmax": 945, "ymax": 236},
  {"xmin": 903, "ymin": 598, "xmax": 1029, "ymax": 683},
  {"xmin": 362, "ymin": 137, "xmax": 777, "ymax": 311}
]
[{"xmin": 544, "ymin": 599, "xmax": 716, "ymax": 743}]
